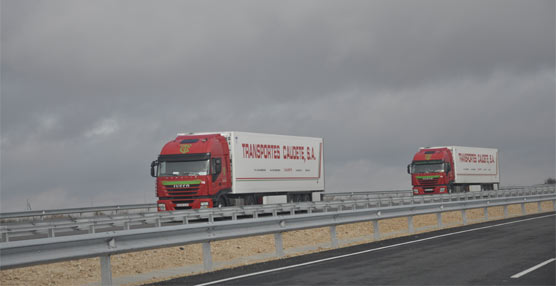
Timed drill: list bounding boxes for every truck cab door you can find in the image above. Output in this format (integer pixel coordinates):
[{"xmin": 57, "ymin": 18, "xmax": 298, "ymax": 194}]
[{"xmin": 211, "ymin": 158, "xmax": 222, "ymax": 182}]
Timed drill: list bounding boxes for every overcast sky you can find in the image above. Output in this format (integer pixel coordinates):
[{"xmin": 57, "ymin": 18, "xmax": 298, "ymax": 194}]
[{"xmin": 1, "ymin": 0, "xmax": 554, "ymax": 212}]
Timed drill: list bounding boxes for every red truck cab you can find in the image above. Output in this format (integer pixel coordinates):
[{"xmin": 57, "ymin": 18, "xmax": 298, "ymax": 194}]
[
  {"xmin": 407, "ymin": 147, "xmax": 454, "ymax": 195},
  {"xmin": 151, "ymin": 134, "xmax": 232, "ymax": 211}
]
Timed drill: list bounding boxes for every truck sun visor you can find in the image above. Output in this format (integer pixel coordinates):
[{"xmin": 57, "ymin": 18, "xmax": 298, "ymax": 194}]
[
  {"xmin": 180, "ymin": 139, "xmax": 199, "ymax": 144},
  {"xmin": 158, "ymin": 153, "xmax": 210, "ymax": 162}
]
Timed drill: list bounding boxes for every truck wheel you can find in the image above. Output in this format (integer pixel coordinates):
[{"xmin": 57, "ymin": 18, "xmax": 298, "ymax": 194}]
[{"xmin": 214, "ymin": 195, "xmax": 228, "ymax": 208}]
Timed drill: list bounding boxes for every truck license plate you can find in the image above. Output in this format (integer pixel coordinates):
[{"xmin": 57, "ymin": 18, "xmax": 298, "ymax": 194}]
[{"xmin": 176, "ymin": 203, "xmax": 189, "ymax": 207}]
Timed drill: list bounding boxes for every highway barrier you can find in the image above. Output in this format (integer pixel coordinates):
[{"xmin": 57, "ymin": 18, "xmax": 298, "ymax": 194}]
[{"xmin": 0, "ymin": 185, "xmax": 554, "ymax": 285}]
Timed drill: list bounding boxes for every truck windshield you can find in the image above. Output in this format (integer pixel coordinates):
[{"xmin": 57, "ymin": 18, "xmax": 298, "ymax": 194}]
[
  {"xmin": 158, "ymin": 160, "xmax": 209, "ymax": 176},
  {"xmin": 411, "ymin": 163, "xmax": 444, "ymax": 174}
]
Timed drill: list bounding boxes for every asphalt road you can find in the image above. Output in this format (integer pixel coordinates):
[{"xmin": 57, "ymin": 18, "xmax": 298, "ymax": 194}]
[{"xmin": 151, "ymin": 213, "xmax": 556, "ymax": 286}]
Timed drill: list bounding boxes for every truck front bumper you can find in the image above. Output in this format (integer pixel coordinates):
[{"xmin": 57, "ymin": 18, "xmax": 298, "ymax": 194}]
[
  {"xmin": 413, "ymin": 186, "xmax": 449, "ymax": 195},
  {"xmin": 157, "ymin": 198, "xmax": 214, "ymax": 211}
]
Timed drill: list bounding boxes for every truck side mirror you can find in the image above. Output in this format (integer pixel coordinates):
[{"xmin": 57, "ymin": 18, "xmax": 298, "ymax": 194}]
[
  {"xmin": 407, "ymin": 164, "xmax": 411, "ymax": 174},
  {"xmin": 445, "ymin": 163, "xmax": 451, "ymax": 173},
  {"xmin": 150, "ymin": 160, "xmax": 158, "ymax": 177}
]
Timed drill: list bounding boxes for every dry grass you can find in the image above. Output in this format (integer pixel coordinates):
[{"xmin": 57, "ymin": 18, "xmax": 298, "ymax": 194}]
[
  {"xmin": 442, "ymin": 211, "xmax": 463, "ymax": 225},
  {"xmin": 414, "ymin": 214, "xmax": 437, "ymax": 229},
  {"xmin": 211, "ymin": 234, "xmax": 275, "ymax": 262},
  {"xmin": 336, "ymin": 221, "xmax": 373, "ymax": 240},
  {"xmin": 283, "ymin": 227, "xmax": 330, "ymax": 249},
  {"xmin": 0, "ymin": 258, "xmax": 100, "ymax": 286},
  {"xmin": 541, "ymin": 201, "xmax": 555, "ymax": 212},
  {"xmin": 378, "ymin": 217, "xmax": 408, "ymax": 234}
]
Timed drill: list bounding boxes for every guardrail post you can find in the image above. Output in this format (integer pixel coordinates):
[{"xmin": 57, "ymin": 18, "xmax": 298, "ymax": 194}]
[
  {"xmin": 408, "ymin": 216, "xmax": 414, "ymax": 234},
  {"xmin": 89, "ymin": 225, "xmax": 95, "ymax": 234},
  {"xmin": 2, "ymin": 232, "xmax": 8, "ymax": 242},
  {"xmin": 182, "ymin": 216, "xmax": 189, "ymax": 224},
  {"xmin": 100, "ymin": 255, "xmax": 112, "ymax": 286},
  {"xmin": 521, "ymin": 203, "xmax": 526, "ymax": 215},
  {"xmin": 202, "ymin": 242, "xmax": 213, "ymax": 271},
  {"xmin": 461, "ymin": 209, "xmax": 467, "ymax": 225},
  {"xmin": 48, "ymin": 228, "xmax": 55, "ymax": 238},
  {"xmin": 274, "ymin": 232, "xmax": 285, "ymax": 257},
  {"xmin": 537, "ymin": 201, "xmax": 542, "ymax": 213},
  {"xmin": 484, "ymin": 207, "xmax": 489, "ymax": 220},
  {"xmin": 436, "ymin": 212, "xmax": 442, "ymax": 228},
  {"xmin": 553, "ymin": 200, "xmax": 556, "ymax": 211},
  {"xmin": 329, "ymin": 225, "xmax": 339, "ymax": 248},
  {"xmin": 124, "ymin": 221, "xmax": 130, "ymax": 230},
  {"xmin": 504, "ymin": 205, "xmax": 508, "ymax": 218},
  {"xmin": 372, "ymin": 220, "xmax": 380, "ymax": 241}
]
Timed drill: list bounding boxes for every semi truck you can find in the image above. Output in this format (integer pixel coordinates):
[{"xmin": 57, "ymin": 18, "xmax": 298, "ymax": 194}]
[
  {"xmin": 407, "ymin": 146, "xmax": 499, "ymax": 195},
  {"xmin": 151, "ymin": 132, "xmax": 324, "ymax": 211}
]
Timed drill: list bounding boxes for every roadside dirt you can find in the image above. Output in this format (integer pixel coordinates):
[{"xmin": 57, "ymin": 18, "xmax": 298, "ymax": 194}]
[{"xmin": 1, "ymin": 202, "xmax": 551, "ymax": 286}]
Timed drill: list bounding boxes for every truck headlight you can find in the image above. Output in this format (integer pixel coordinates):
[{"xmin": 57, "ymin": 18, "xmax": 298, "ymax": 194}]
[
  {"xmin": 413, "ymin": 188, "xmax": 419, "ymax": 194},
  {"xmin": 158, "ymin": 203, "xmax": 166, "ymax": 211},
  {"xmin": 439, "ymin": 187, "xmax": 446, "ymax": 192}
]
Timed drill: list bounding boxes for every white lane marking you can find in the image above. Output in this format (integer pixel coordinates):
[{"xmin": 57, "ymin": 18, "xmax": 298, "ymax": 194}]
[
  {"xmin": 511, "ymin": 258, "xmax": 556, "ymax": 279},
  {"xmin": 195, "ymin": 214, "xmax": 556, "ymax": 286}
]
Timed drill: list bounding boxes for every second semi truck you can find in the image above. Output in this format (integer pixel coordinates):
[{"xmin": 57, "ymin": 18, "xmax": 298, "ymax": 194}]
[
  {"xmin": 408, "ymin": 146, "xmax": 499, "ymax": 195},
  {"xmin": 151, "ymin": 132, "xmax": 324, "ymax": 211}
]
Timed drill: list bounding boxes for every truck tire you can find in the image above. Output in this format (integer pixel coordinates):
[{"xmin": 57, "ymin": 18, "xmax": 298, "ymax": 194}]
[
  {"xmin": 245, "ymin": 194, "xmax": 256, "ymax": 205},
  {"xmin": 214, "ymin": 195, "xmax": 228, "ymax": 208}
]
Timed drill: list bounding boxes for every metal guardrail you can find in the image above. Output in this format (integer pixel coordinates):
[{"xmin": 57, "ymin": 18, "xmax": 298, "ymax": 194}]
[
  {"xmin": 0, "ymin": 191, "xmax": 411, "ymax": 221},
  {"xmin": 1, "ymin": 186, "xmax": 555, "ymax": 285},
  {"xmin": 0, "ymin": 188, "xmax": 547, "ymax": 242},
  {"xmin": 0, "ymin": 203, "xmax": 157, "ymax": 220},
  {"xmin": 0, "ymin": 187, "xmax": 532, "ymax": 221},
  {"xmin": 0, "ymin": 190, "xmax": 412, "ymax": 241}
]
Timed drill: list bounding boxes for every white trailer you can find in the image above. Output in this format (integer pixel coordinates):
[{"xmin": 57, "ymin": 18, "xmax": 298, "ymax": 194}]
[
  {"xmin": 449, "ymin": 146, "xmax": 499, "ymax": 184},
  {"xmin": 426, "ymin": 146, "xmax": 499, "ymax": 192},
  {"xmin": 191, "ymin": 131, "xmax": 324, "ymax": 204}
]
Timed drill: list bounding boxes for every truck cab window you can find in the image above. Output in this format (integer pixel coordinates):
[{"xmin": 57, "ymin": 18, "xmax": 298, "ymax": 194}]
[
  {"xmin": 158, "ymin": 160, "xmax": 209, "ymax": 176},
  {"xmin": 412, "ymin": 163, "xmax": 444, "ymax": 173}
]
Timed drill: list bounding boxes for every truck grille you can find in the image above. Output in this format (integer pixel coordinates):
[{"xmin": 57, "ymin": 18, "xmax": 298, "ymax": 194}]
[
  {"xmin": 417, "ymin": 178, "xmax": 439, "ymax": 186},
  {"xmin": 167, "ymin": 187, "xmax": 200, "ymax": 196}
]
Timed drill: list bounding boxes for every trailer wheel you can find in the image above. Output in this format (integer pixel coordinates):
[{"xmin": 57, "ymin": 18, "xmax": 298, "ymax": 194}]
[{"xmin": 245, "ymin": 194, "xmax": 256, "ymax": 205}]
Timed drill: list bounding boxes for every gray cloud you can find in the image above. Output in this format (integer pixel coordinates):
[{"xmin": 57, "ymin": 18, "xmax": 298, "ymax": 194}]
[{"xmin": 1, "ymin": 0, "xmax": 554, "ymax": 211}]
